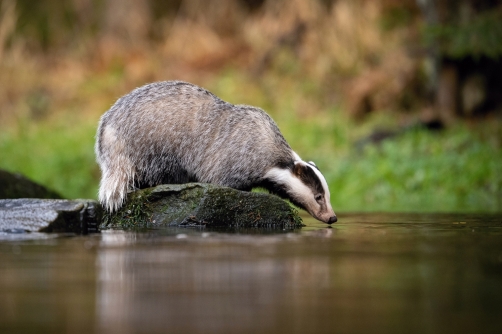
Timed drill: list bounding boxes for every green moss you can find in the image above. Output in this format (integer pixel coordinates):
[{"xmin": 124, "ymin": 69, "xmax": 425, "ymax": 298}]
[
  {"xmin": 199, "ymin": 187, "xmax": 303, "ymax": 228},
  {"xmin": 100, "ymin": 183, "xmax": 303, "ymax": 230},
  {"xmin": 100, "ymin": 189, "xmax": 152, "ymax": 229}
]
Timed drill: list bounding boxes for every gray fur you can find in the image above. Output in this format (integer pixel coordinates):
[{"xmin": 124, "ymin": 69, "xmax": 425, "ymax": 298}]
[{"xmin": 95, "ymin": 81, "xmax": 336, "ymax": 223}]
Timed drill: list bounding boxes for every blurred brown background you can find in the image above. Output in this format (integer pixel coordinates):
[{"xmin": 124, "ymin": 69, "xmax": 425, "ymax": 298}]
[{"xmin": 1, "ymin": 0, "xmax": 501, "ymax": 124}]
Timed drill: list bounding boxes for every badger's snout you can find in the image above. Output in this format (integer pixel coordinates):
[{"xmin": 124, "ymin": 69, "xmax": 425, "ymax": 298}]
[{"xmin": 314, "ymin": 210, "xmax": 337, "ymax": 224}]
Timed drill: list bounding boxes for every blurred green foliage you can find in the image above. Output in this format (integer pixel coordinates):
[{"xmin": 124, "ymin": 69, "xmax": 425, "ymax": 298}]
[
  {"xmin": 327, "ymin": 126, "xmax": 501, "ymax": 212},
  {"xmin": 423, "ymin": 10, "xmax": 502, "ymax": 60},
  {"xmin": 0, "ymin": 117, "xmax": 99, "ymax": 200}
]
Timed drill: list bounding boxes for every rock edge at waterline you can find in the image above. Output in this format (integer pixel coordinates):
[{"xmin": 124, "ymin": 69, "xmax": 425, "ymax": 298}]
[{"xmin": 0, "ymin": 199, "xmax": 101, "ymax": 234}]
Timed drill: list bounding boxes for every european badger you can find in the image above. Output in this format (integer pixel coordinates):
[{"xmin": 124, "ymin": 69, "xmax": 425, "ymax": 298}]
[{"xmin": 95, "ymin": 81, "xmax": 337, "ymax": 223}]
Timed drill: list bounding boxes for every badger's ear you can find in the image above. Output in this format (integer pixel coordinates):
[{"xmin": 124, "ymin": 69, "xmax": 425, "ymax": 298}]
[
  {"xmin": 306, "ymin": 160, "xmax": 320, "ymax": 171},
  {"xmin": 293, "ymin": 161, "xmax": 306, "ymax": 177}
]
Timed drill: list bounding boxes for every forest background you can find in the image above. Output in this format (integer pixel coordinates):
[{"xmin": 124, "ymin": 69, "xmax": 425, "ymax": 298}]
[{"xmin": 0, "ymin": 0, "xmax": 500, "ymax": 212}]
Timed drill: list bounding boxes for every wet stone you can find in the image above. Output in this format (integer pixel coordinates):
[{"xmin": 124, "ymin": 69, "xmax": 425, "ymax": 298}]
[
  {"xmin": 102, "ymin": 183, "xmax": 303, "ymax": 230},
  {"xmin": 0, "ymin": 199, "xmax": 101, "ymax": 234}
]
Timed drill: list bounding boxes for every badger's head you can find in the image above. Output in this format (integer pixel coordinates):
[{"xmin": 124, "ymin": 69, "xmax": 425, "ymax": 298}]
[{"xmin": 264, "ymin": 158, "xmax": 337, "ymax": 224}]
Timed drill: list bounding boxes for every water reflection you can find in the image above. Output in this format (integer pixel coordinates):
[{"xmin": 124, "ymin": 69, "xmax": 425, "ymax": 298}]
[
  {"xmin": 1, "ymin": 213, "xmax": 501, "ymax": 334},
  {"xmin": 97, "ymin": 230, "xmax": 335, "ymax": 334}
]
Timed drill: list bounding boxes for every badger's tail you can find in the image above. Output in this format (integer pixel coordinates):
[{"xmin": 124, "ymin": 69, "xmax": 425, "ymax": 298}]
[
  {"xmin": 96, "ymin": 125, "xmax": 136, "ymax": 212},
  {"xmin": 98, "ymin": 160, "xmax": 136, "ymax": 212}
]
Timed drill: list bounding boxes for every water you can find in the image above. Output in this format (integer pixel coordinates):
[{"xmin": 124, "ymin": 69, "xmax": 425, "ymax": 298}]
[{"xmin": 1, "ymin": 213, "xmax": 501, "ymax": 334}]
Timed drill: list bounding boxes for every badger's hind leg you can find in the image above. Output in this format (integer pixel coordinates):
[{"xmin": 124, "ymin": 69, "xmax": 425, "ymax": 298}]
[{"xmin": 97, "ymin": 126, "xmax": 136, "ymax": 212}]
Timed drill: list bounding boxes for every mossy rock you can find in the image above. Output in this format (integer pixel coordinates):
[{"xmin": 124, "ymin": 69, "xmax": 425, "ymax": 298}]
[
  {"xmin": 102, "ymin": 183, "xmax": 303, "ymax": 230},
  {"xmin": 0, "ymin": 169, "xmax": 62, "ymax": 199}
]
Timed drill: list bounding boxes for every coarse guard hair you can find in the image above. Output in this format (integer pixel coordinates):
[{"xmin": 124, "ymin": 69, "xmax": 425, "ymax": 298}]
[{"xmin": 95, "ymin": 81, "xmax": 337, "ymax": 223}]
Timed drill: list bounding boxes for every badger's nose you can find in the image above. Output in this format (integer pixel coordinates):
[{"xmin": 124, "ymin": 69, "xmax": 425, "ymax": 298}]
[{"xmin": 327, "ymin": 215, "xmax": 337, "ymax": 224}]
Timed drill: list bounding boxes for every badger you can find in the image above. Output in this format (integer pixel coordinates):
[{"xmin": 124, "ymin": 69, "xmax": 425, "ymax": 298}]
[{"xmin": 95, "ymin": 81, "xmax": 337, "ymax": 223}]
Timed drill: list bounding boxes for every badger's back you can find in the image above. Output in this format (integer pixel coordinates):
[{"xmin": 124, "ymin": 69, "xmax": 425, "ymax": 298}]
[{"xmin": 96, "ymin": 81, "xmax": 293, "ymax": 211}]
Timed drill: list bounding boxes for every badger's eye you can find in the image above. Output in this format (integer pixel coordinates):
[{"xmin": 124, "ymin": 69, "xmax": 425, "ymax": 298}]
[{"xmin": 315, "ymin": 194, "xmax": 323, "ymax": 202}]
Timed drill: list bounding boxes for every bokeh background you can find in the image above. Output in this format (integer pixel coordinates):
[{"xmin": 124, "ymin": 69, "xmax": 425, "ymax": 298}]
[{"xmin": 0, "ymin": 0, "xmax": 500, "ymax": 212}]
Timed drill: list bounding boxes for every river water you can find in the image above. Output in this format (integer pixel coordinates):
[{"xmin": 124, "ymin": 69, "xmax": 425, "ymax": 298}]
[{"xmin": 1, "ymin": 213, "xmax": 501, "ymax": 334}]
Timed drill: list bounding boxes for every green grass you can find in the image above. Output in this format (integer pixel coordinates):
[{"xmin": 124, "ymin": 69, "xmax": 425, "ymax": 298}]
[
  {"xmin": 0, "ymin": 116, "xmax": 100, "ymax": 200},
  {"xmin": 0, "ymin": 71, "xmax": 500, "ymax": 213},
  {"xmin": 327, "ymin": 126, "xmax": 501, "ymax": 212}
]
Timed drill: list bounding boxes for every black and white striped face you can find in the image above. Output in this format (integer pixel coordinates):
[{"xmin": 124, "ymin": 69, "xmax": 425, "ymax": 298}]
[{"xmin": 265, "ymin": 158, "xmax": 337, "ymax": 224}]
